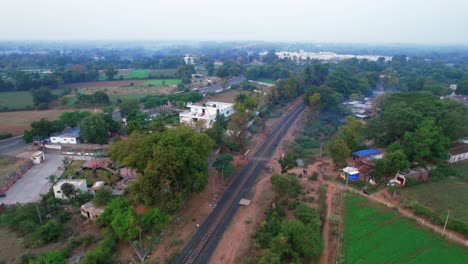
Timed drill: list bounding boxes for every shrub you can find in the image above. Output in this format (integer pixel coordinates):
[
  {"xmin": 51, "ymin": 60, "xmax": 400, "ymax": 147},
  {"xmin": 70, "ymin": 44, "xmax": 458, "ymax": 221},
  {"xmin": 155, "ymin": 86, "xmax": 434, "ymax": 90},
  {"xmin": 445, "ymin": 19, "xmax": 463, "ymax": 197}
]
[
  {"xmin": 0, "ymin": 133, "xmax": 12, "ymax": 140},
  {"xmin": 295, "ymin": 204, "xmax": 320, "ymax": 225},
  {"xmin": 93, "ymin": 188, "xmax": 113, "ymax": 207},
  {"xmin": 32, "ymin": 250, "xmax": 66, "ymax": 264},
  {"xmin": 18, "ymin": 252, "xmax": 35, "ymax": 264},
  {"xmin": 33, "ymin": 220, "xmax": 62, "ymax": 244},
  {"xmin": 57, "ymin": 211, "xmax": 72, "ymax": 223}
]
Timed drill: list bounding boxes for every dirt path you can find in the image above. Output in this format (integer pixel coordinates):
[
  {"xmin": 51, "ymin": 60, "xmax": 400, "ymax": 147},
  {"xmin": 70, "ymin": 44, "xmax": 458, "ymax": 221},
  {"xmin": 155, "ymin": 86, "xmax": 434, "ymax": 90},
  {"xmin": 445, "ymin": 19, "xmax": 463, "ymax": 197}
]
[{"xmin": 326, "ymin": 180, "xmax": 468, "ymax": 248}]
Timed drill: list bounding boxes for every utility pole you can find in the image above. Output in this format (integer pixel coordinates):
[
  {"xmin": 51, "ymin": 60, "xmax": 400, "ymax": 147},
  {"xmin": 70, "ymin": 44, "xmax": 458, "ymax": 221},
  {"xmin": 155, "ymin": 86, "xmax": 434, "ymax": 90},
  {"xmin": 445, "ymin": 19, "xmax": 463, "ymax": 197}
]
[
  {"xmin": 442, "ymin": 210, "xmax": 450, "ymax": 237},
  {"xmin": 345, "ymin": 172, "xmax": 349, "ymax": 188},
  {"xmin": 35, "ymin": 203, "xmax": 43, "ymax": 224}
]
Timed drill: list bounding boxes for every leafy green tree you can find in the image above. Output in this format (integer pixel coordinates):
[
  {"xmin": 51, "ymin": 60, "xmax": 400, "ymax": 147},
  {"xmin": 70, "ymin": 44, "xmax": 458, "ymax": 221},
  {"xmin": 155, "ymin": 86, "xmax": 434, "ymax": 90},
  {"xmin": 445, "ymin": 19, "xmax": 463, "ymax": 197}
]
[
  {"xmin": 327, "ymin": 139, "xmax": 350, "ymax": 166},
  {"xmin": 110, "ymin": 127, "xmax": 213, "ymax": 212},
  {"xmin": 119, "ymin": 98, "xmax": 140, "ymax": 118},
  {"xmin": 212, "ymin": 154, "xmax": 235, "ymax": 179},
  {"xmin": 93, "ymin": 188, "xmax": 113, "ymax": 207},
  {"xmin": 31, "ymin": 118, "xmax": 55, "ymax": 139},
  {"xmin": 111, "ymin": 207, "xmax": 139, "ymax": 241},
  {"xmin": 456, "ymin": 79, "xmax": 468, "ymax": 95},
  {"xmin": 270, "ymin": 174, "xmax": 302, "ymax": 200},
  {"xmin": 80, "ymin": 114, "xmax": 108, "ymax": 144},
  {"xmin": 23, "ymin": 129, "xmax": 33, "ymax": 143},
  {"xmin": 60, "ymin": 183, "xmax": 76, "ymax": 199},
  {"xmin": 59, "ymin": 111, "xmax": 91, "ymax": 128},
  {"xmin": 278, "ymin": 152, "xmax": 298, "ymax": 173},
  {"xmin": 31, "ymin": 86, "xmax": 56, "ymax": 109},
  {"xmin": 373, "ymin": 150, "xmax": 410, "ymax": 181},
  {"xmin": 105, "ymin": 64, "xmax": 117, "ymax": 80},
  {"xmin": 278, "ymin": 219, "xmax": 323, "ymax": 259}
]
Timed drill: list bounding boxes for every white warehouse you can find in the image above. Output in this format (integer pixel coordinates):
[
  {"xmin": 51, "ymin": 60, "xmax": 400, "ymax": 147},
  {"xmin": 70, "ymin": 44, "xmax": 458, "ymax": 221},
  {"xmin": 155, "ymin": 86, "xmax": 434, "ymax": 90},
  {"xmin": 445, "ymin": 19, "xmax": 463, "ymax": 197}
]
[
  {"xmin": 179, "ymin": 101, "xmax": 234, "ymax": 129},
  {"xmin": 50, "ymin": 132, "xmax": 79, "ymax": 144}
]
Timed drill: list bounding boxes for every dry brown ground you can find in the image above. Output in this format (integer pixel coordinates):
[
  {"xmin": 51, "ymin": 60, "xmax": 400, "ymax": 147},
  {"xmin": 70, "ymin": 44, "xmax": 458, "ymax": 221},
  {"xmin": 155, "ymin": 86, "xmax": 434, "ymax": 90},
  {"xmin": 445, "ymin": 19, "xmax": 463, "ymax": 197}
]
[
  {"xmin": 0, "ymin": 155, "xmax": 27, "ymax": 176},
  {"xmin": 0, "ymin": 108, "xmax": 98, "ymax": 135}
]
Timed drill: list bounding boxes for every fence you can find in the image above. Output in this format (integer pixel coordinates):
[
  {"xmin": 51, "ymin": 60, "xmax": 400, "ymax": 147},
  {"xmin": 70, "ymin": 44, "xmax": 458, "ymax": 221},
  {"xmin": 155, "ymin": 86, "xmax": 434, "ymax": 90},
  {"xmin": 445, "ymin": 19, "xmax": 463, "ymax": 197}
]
[{"xmin": 0, "ymin": 160, "xmax": 33, "ymax": 196}]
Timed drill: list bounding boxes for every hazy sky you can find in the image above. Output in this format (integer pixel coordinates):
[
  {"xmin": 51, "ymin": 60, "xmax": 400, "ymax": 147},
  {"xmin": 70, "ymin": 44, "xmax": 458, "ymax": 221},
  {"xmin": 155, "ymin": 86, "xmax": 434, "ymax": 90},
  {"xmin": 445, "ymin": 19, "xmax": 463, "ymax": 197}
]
[{"xmin": 1, "ymin": 0, "xmax": 467, "ymax": 44}]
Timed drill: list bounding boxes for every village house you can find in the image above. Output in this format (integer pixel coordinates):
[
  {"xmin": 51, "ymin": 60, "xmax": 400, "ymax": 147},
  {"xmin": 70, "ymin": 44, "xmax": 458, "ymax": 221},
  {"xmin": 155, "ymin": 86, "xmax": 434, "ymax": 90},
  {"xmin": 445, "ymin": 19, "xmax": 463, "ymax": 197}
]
[
  {"xmin": 80, "ymin": 201, "xmax": 104, "ymax": 220},
  {"xmin": 447, "ymin": 144, "xmax": 468, "ymax": 164},
  {"xmin": 53, "ymin": 179, "xmax": 88, "ymax": 199},
  {"xmin": 179, "ymin": 101, "xmax": 234, "ymax": 129}
]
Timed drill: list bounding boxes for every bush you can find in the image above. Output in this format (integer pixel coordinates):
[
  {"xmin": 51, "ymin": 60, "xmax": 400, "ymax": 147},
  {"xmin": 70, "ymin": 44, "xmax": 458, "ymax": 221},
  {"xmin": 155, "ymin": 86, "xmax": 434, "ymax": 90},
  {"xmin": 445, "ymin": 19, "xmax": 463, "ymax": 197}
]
[
  {"xmin": 93, "ymin": 188, "xmax": 113, "ymax": 207},
  {"xmin": 295, "ymin": 204, "xmax": 320, "ymax": 225},
  {"xmin": 57, "ymin": 211, "xmax": 72, "ymax": 223},
  {"xmin": 32, "ymin": 250, "xmax": 66, "ymax": 264},
  {"xmin": 18, "ymin": 252, "xmax": 35, "ymax": 264},
  {"xmin": 33, "ymin": 220, "xmax": 63, "ymax": 245},
  {"xmin": 0, "ymin": 133, "xmax": 12, "ymax": 140},
  {"xmin": 309, "ymin": 171, "xmax": 319, "ymax": 181}
]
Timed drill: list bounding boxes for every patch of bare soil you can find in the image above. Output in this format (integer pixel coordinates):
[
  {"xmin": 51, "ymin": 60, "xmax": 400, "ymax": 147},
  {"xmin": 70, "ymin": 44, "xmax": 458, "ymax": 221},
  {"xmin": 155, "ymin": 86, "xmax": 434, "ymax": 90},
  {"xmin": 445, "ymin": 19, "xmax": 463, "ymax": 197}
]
[
  {"xmin": 0, "ymin": 155, "xmax": 27, "ymax": 176},
  {"xmin": 0, "ymin": 108, "xmax": 98, "ymax": 135}
]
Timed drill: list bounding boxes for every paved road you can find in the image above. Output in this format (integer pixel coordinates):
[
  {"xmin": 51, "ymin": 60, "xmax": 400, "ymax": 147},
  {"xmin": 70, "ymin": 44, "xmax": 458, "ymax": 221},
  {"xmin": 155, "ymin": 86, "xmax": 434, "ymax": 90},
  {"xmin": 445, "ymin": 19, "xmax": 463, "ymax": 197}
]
[
  {"xmin": 0, "ymin": 136, "xmax": 28, "ymax": 155},
  {"xmin": 0, "ymin": 154, "xmax": 63, "ymax": 204}
]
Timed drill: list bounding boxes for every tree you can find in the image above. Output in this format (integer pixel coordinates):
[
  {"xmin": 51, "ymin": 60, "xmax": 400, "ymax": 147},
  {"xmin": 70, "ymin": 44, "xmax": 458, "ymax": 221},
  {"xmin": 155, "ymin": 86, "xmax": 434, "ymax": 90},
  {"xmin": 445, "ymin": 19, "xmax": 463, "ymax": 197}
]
[
  {"xmin": 278, "ymin": 152, "xmax": 298, "ymax": 173},
  {"xmin": 31, "ymin": 118, "xmax": 55, "ymax": 139},
  {"xmin": 270, "ymin": 174, "xmax": 302, "ymax": 200},
  {"xmin": 212, "ymin": 154, "xmax": 235, "ymax": 181},
  {"xmin": 32, "ymin": 250, "xmax": 67, "ymax": 264},
  {"xmin": 110, "ymin": 127, "xmax": 214, "ymax": 212},
  {"xmin": 119, "ymin": 98, "xmax": 140, "ymax": 118},
  {"xmin": 456, "ymin": 79, "xmax": 468, "ymax": 95},
  {"xmin": 372, "ymin": 150, "xmax": 410, "ymax": 181},
  {"xmin": 327, "ymin": 139, "xmax": 350, "ymax": 166},
  {"xmin": 61, "ymin": 183, "xmax": 76, "ymax": 199},
  {"xmin": 31, "ymin": 86, "xmax": 56, "ymax": 109},
  {"xmin": 93, "ymin": 188, "xmax": 113, "ymax": 207},
  {"xmin": 80, "ymin": 114, "xmax": 109, "ymax": 144},
  {"xmin": 23, "ymin": 129, "xmax": 33, "ymax": 143},
  {"xmin": 59, "ymin": 110, "xmax": 91, "ymax": 128},
  {"xmin": 228, "ymin": 105, "xmax": 249, "ymax": 152},
  {"xmin": 105, "ymin": 64, "xmax": 117, "ymax": 80}
]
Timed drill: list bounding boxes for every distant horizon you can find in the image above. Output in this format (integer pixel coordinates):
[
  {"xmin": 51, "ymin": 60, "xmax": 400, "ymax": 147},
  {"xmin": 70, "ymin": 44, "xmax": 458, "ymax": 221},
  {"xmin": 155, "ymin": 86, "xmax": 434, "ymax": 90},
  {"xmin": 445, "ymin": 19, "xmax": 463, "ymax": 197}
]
[{"xmin": 1, "ymin": 0, "xmax": 467, "ymax": 45}]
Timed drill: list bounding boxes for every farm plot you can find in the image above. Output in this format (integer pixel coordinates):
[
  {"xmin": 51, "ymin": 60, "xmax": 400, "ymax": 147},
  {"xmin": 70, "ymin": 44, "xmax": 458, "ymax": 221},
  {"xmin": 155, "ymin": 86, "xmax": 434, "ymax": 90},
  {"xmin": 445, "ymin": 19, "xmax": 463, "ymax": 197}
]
[
  {"xmin": 98, "ymin": 69, "xmax": 151, "ymax": 80},
  {"xmin": 399, "ymin": 181, "xmax": 468, "ymax": 221},
  {"xmin": 142, "ymin": 79, "xmax": 181, "ymax": 86},
  {"xmin": 0, "ymin": 91, "xmax": 33, "ymax": 110},
  {"xmin": 344, "ymin": 194, "xmax": 468, "ymax": 264}
]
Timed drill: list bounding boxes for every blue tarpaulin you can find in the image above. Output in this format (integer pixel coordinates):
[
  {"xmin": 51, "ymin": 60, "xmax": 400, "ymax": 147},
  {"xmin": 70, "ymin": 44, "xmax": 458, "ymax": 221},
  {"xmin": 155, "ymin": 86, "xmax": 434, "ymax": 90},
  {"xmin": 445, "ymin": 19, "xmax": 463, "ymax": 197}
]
[{"xmin": 352, "ymin": 149, "xmax": 382, "ymax": 157}]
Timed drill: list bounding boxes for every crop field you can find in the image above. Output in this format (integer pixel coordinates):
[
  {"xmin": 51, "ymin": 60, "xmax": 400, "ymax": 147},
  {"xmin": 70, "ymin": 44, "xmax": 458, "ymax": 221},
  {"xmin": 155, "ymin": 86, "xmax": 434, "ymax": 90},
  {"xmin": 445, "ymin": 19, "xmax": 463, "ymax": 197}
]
[
  {"xmin": 98, "ymin": 69, "xmax": 151, "ymax": 80},
  {"xmin": 254, "ymin": 77, "xmax": 275, "ymax": 84},
  {"xmin": 400, "ymin": 180, "xmax": 468, "ymax": 221},
  {"xmin": 344, "ymin": 194, "xmax": 468, "ymax": 264},
  {"xmin": 0, "ymin": 91, "xmax": 33, "ymax": 109},
  {"xmin": 142, "ymin": 79, "xmax": 181, "ymax": 86}
]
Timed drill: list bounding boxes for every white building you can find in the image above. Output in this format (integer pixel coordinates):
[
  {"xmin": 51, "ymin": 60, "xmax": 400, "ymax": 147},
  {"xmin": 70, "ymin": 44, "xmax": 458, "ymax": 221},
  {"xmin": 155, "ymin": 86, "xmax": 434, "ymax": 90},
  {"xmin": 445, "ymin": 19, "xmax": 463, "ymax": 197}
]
[
  {"xmin": 50, "ymin": 132, "xmax": 79, "ymax": 144},
  {"xmin": 184, "ymin": 55, "xmax": 197, "ymax": 65},
  {"xmin": 31, "ymin": 151, "xmax": 45, "ymax": 164},
  {"xmin": 53, "ymin": 179, "xmax": 88, "ymax": 199},
  {"xmin": 448, "ymin": 144, "xmax": 468, "ymax": 164},
  {"xmin": 179, "ymin": 101, "xmax": 234, "ymax": 129}
]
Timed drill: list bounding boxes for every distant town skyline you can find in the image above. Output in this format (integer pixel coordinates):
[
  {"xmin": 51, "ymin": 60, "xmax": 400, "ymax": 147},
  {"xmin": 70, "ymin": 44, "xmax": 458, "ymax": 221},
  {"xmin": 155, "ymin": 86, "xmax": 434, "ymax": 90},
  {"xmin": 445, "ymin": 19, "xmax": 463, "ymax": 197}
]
[{"xmin": 1, "ymin": 0, "xmax": 467, "ymax": 45}]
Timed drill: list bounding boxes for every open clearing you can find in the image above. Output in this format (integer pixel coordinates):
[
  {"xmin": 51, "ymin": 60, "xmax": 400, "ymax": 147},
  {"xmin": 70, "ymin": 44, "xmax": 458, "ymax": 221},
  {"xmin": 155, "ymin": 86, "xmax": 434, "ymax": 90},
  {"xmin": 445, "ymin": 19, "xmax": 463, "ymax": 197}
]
[
  {"xmin": 142, "ymin": 79, "xmax": 181, "ymax": 86},
  {"xmin": 344, "ymin": 194, "xmax": 468, "ymax": 264},
  {"xmin": 399, "ymin": 180, "xmax": 468, "ymax": 221},
  {"xmin": 0, "ymin": 91, "xmax": 33, "ymax": 109},
  {"xmin": 0, "ymin": 108, "xmax": 97, "ymax": 135},
  {"xmin": 98, "ymin": 69, "xmax": 151, "ymax": 80}
]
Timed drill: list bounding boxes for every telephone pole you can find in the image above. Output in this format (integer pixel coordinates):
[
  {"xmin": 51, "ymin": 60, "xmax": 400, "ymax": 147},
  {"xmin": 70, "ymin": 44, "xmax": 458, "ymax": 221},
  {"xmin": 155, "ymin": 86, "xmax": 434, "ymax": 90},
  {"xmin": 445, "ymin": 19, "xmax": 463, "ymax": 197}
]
[{"xmin": 442, "ymin": 210, "xmax": 450, "ymax": 237}]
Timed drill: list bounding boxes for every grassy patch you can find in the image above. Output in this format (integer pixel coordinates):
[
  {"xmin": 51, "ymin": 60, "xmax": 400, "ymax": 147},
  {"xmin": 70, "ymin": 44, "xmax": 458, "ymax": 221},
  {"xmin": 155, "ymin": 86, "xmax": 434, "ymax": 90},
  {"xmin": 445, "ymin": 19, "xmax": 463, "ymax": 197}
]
[
  {"xmin": 344, "ymin": 194, "xmax": 468, "ymax": 264},
  {"xmin": 253, "ymin": 78, "xmax": 275, "ymax": 84},
  {"xmin": 128, "ymin": 69, "xmax": 150, "ymax": 79},
  {"xmin": 142, "ymin": 79, "xmax": 181, "ymax": 86},
  {"xmin": 400, "ymin": 181, "xmax": 468, "ymax": 221},
  {"xmin": 0, "ymin": 91, "xmax": 33, "ymax": 109}
]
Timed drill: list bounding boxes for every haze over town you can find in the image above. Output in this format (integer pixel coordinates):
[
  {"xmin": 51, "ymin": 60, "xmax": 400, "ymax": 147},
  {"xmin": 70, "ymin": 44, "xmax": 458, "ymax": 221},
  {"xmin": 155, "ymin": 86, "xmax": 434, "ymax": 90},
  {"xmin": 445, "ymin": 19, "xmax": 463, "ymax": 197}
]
[{"xmin": 1, "ymin": 0, "xmax": 467, "ymax": 44}]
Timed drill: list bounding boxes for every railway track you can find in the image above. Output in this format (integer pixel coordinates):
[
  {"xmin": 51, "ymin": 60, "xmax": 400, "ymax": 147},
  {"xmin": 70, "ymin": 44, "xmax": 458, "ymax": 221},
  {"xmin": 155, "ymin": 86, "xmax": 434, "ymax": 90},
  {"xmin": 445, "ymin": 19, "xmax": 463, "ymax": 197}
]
[{"xmin": 175, "ymin": 104, "xmax": 305, "ymax": 264}]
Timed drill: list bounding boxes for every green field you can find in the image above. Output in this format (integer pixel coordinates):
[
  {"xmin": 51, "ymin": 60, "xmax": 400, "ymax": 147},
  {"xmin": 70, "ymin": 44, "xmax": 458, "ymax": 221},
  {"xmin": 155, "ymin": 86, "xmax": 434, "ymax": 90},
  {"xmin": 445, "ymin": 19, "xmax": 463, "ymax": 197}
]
[
  {"xmin": 254, "ymin": 78, "xmax": 275, "ymax": 84},
  {"xmin": 0, "ymin": 89, "xmax": 66, "ymax": 110},
  {"xmin": 98, "ymin": 69, "xmax": 151, "ymax": 80},
  {"xmin": 142, "ymin": 79, "xmax": 181, "ymax": 86},
  {"xmin": 344, "ymin": 194, "xmax": 468, "ymax": 264},
  {"xmin": 400, "ymin": 181, "xmax": 468, "ymax": 221},
  {"xmin": 0, "ymin": 91, "xmax": 33, "ymax": 109}
]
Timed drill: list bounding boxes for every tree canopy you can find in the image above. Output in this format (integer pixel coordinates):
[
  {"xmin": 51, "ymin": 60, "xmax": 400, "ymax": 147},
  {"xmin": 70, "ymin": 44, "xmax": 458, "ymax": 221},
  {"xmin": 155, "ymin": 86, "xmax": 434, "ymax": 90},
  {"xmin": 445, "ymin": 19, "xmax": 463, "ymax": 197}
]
[{"xmin": 110, "ymin": 127, "xmax": 214, "ymax": 212}]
